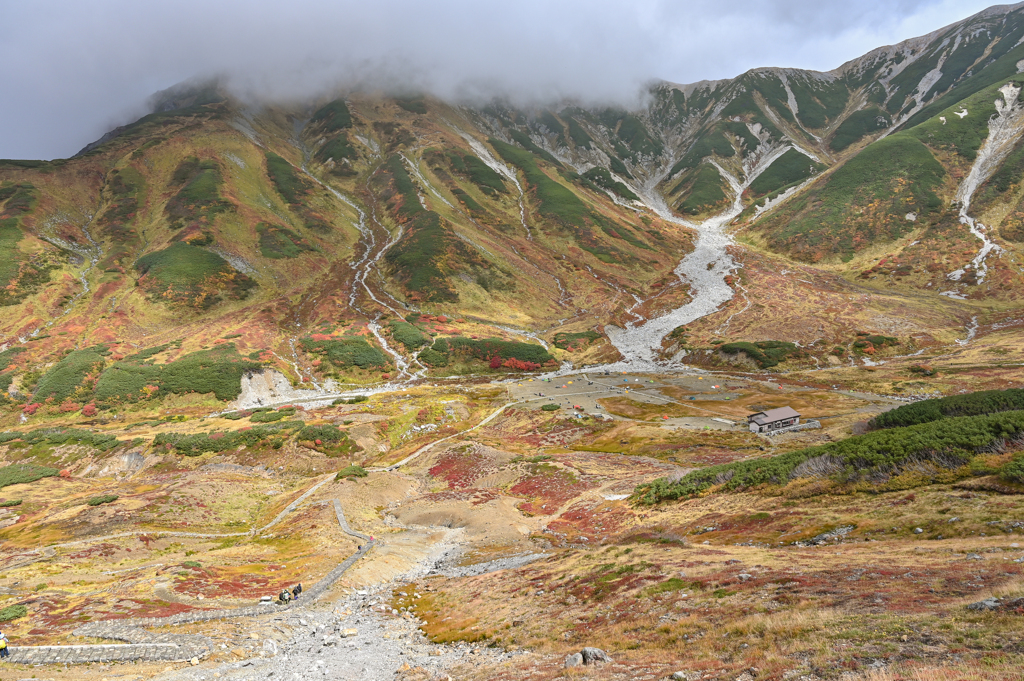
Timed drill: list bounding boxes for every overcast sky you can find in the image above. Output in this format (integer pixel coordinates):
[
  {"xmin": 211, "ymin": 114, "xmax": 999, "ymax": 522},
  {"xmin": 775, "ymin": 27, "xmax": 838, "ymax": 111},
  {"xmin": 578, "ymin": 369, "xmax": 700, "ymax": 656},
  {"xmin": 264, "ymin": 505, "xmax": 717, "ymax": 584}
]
[{"xmin": 0, "ymin": 0, "xmax": 1001, "ymax": 159}]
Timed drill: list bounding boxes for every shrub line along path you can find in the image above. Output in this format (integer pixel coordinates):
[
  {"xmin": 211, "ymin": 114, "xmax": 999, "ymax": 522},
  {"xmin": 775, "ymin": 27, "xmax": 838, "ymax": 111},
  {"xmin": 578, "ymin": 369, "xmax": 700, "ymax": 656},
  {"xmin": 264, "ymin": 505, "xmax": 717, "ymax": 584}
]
[{"xmin": 4, "ymin": 477, "xmax": 373, "ymax": 666}]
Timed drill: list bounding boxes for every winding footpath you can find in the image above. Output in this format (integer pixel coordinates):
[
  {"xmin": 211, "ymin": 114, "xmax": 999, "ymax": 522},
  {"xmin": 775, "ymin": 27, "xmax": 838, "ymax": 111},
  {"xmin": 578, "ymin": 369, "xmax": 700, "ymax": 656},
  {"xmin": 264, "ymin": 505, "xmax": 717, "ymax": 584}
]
[{"xmin": 5, "ymin": 481, "xmax": 373, "ymax": 666}]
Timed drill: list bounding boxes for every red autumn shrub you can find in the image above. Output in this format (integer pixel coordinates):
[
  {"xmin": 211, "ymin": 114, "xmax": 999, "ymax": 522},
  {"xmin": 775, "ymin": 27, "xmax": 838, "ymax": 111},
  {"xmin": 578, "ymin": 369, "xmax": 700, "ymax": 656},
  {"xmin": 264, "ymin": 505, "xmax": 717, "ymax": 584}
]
[
  {"xmin": 489, "ymin": 355, "xmax": 503, "ymax": 369},
  {"xmin": 23, "ymin": 403, "xmax": 40, "ymax": 415},
  {"xmin": 502, "ymin": 358, "xmax": 540, "ymax": 371},
  {"xmin": 82, "ymin": 403, "xmax": 98, "ymax": 417}
]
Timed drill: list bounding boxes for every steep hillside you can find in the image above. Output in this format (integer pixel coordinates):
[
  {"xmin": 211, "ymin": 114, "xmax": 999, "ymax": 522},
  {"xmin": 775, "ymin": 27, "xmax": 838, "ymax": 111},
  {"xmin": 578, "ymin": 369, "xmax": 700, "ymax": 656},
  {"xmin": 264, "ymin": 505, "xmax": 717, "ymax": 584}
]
[{"xmin": 1, "ymin": 3, "xmax": 1024, "ymax": 418}]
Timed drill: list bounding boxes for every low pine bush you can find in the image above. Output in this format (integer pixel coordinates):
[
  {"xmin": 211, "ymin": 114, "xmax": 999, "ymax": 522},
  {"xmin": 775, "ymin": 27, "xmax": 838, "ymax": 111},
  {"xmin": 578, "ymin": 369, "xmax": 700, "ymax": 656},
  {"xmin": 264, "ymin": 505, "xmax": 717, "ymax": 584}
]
[
  {"xmin": 871, "ymin": 388, "xmax": 1024, "ymax": 429},
  {"xmin": 0, "ymin": 605, "xmax": 26, "ymax": 622},
  {"xmin": 635, "ymin": 410, "xmax": 1024, "ymax": 503},
  {"xmin": 0, "ymin": 463, "xmax": 59, "ymax": 489},
  {"xmin": 335, "ymin": 465, "xmax": 368, "ymax": 480},
  {"xmin": 87, "ymin": 494, "xmax": 118, "ymax": 506}
]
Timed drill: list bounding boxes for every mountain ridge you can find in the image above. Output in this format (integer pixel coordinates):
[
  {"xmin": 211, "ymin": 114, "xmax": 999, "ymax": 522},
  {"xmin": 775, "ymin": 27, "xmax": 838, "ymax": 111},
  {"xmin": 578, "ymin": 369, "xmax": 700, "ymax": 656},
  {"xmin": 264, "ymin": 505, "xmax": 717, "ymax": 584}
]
[{"xmin": 1, "ymin": 2, "xmax": 1024, "ymax": 410}]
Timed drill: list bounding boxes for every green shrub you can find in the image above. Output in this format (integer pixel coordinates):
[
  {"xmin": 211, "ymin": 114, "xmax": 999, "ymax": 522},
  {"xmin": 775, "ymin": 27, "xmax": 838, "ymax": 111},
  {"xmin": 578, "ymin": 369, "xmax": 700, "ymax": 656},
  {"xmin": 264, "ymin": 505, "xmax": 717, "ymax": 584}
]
[
  {"xmin": 182, "ymin": 560, "xmax": 201, "ymax": 568},
  {"xmin": 674, "ymin": 164, "xmax": 729, "ymax": 215},
  {"xmin": 830, "ymin": 108, "xmax": 890, "ymax": 152},
  {"xmin": 257, "ymin": 223, "xmax": 313, "ymax": 259},
  {"xmin": 441, "ymin": 151, "xmax": 506, "ymax": 196},
  {"xmin": 0, "ymin": 428, "xmax": 121, "ymax": 451},
  {"xmin": 756, "ymin": 134, "xmax": 945, "ymax": 262},
  {"xmin": 388, "ymin": 321, "xmax": 430, "ymax": 350},
  {"xmin": 33, "ymin": 345, "xmax": 110, "ymax": 403},
  {"xmin": 541, "ymin": 403, "xmax": 560, "ymax": 411},
  {"xmin": 747, "ymin": 149, "xmax": 825, "ymax": 198},
  {"xmin": 636, "ymin": 410, "xmax": 1024, "ymax": 503},
  {"xmin": 311, "ymin": 99, "xmax": 353, "ymax": 132},
  {"xmin": 297, "ymin": 424, "xmax": 343, "ymax": 442},
  {"xmin": 417, "ymin": 348, "xmax": 449, "ymax": 367},
  {"xmin": 0, "ymin": 499, "xmax": 21, "ymax": 507},
  {"xmin": 643, "ymin": 577, "xmax": 696, "ymax": 596},
  {"xmin": 154, "ymin": 424, "xmax": 300, "ymax": 456},
  {"xmin": 265, "ymin": 151, "xmax": 308, "ymax": 204},
  {"xmin": 395, "ymin": 96, "xmax": 427, "ymax": 114},
  {"xmin": 95, "ymin": 343, "xmax": 261, "ymax": 403},
  {"xmin": 489, "ymin": 139, "xmax": 587, "ymax": 226},
  {"xmin": 0, "ymin": 464, "xmax": 58, "ymax": 489},
  {"xmin": 136, "ymin": 242, "xmax": 256, "ymax": 309},
  {"xmin": 165, "ymin": 157, "xmax": 231, "ymax": 229},
  {"xmin": 316, "ymin": 136, "xmax": 357, "ymax": 173},
  {"xmin": 300, "ymin": 336, "xmax": 387, "ymax": 370},
  {"xmin": 384, "ymin": 210, "xmax": 459, "ymax": 303},
  {"xmin": 95, "ymin": 169, "xmax": 143, "ymax": 268},
  {"xmin": 1001, "ymin": 455, "xmax": 1024, "ymax": 484},
  {"xmin": 250, "ymin": 410, "xmax": 287, "ymax": 423},
  {"xmin": 0, "ymin": 347, "xmax": 24, "ymax": 373},
  {"xmin": 582, "ymin": 168, "xmax": 638, "ymax": 201},
  {"xmin": 668, "ymin": 130, "xmax": 735, "ymax": 177},
  {"xmin": 298, "ymin": 425, "xmax": 360, "ymax": 455},
  {"xmin": 438, "ymin": 337, "xmax": 553, "ymax": 364},
  {"xmin": 87, "ymin": 494, "xmax": 118, "ymax": 506},
  {"xmin": 0, "ymin": 605, "xmax": 27, "ymax": 622},
  {"xmin": 718, "ymin": 341, "xmax": 798, "ymax": 368},
  {"xmin": 0, "ymin": 217, "xmax": 25, "ymax": 297},
  {"xmin": 871, "ymin": 388, "xmax": 1024, "ymax": 429},
  {"xmin": 597, "ymin": 110, "xmax": 663, "ymax": 160},
  {"xmin": 553, "ymin": 331, "xmax": 601, "ymax": 350},
  {"xmin": 332, "ymin": 395, "xmax": 368, "ymax": 405},
  {"xmin": 335, "ymin": 465, "xmax": 368, "ymax": 480},
  {"xmin": 565, "ymin": 115, "xmax": 594, "ymax": 150}
]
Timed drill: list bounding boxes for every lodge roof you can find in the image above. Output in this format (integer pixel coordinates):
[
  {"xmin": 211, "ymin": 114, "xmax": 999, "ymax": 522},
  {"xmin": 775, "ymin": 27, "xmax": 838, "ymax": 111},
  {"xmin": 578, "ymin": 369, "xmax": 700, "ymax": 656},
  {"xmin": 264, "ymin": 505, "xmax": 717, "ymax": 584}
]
[{"xmin": 748, "ymin": 406, "xmax": 800, "ymax": 424}]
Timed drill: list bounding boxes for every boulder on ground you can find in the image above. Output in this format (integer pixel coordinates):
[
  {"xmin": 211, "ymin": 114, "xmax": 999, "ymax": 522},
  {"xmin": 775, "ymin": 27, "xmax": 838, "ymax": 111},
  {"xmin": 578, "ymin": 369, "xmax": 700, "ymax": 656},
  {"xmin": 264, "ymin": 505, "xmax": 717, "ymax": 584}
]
[
  {"xmin": 564, "ymin": 652, "xmax": 583, "ymax": 668},
  {"xmin": 967, "ymin": 597, "xmax": 1001, "ymax": 611},
  {"xmin": 581, "ymin": 647, "xmax": 612, "ymax": 664}
]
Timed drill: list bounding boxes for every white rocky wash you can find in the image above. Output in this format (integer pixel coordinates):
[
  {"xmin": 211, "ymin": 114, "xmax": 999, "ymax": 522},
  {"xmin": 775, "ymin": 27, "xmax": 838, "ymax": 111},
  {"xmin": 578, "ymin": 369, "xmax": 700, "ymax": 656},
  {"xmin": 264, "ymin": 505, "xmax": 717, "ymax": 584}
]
[
  {"xmin": 947, "ymin": 83, "xmax": 1024, "ymax": 284},
  {"xmin": 453, "ymin": 127, "xmax": 533, "ymax": 240},
  {"xmin": 606, "ymin": 139, "xmax": 792, "ymax": 367},
  {"xmin": 231, "ymin": 370, "xmax": 338, "ymax": 410}
]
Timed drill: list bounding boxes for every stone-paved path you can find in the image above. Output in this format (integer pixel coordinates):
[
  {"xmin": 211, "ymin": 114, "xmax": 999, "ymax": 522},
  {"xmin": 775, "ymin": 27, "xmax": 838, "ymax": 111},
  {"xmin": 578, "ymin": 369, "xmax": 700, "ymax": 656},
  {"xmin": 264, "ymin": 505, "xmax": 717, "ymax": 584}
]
[{"xmin": 7, "ymin": 485, "xmax": 373, "ymax": 666}]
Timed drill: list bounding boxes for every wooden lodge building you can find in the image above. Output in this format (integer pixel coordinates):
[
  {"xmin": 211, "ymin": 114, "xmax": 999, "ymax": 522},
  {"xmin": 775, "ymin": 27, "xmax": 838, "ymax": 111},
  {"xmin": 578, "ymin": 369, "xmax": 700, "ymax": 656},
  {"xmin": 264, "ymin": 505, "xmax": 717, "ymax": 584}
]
[{"xmin": 747, "ymin": 406, "xmax": 800, "ymax": 433}]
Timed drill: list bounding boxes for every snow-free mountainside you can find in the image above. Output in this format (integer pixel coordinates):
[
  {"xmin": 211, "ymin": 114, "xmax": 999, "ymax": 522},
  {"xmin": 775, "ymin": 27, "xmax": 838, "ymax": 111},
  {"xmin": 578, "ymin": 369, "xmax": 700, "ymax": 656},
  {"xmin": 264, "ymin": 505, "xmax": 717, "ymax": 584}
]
[{"xmin": 1, "ymin": 4, "xmax": 1024, "ymax": 681}]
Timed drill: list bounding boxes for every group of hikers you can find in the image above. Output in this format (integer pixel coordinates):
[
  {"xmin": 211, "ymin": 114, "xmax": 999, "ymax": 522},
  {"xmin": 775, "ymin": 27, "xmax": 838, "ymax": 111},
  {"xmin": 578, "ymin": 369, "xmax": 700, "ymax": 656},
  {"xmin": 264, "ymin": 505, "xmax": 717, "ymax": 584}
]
[{"xmin": 278, "ymin": 582, "xmax": 303, "ymax": 604}]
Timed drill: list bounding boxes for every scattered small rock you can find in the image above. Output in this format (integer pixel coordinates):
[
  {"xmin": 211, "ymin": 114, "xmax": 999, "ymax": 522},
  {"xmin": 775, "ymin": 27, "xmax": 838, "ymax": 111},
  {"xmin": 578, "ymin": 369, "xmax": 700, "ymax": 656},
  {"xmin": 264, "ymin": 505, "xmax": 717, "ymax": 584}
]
[
  {"xmin": 340, "ymin": 628, "xmax": 358, "ymax": 638},
  {"xmin": 913, "ymin": 528, "xmax": 924, "ymax": 534},
  {"xmin": 737, "ymin": 573, "xmax": 753, "ymax": 582}
]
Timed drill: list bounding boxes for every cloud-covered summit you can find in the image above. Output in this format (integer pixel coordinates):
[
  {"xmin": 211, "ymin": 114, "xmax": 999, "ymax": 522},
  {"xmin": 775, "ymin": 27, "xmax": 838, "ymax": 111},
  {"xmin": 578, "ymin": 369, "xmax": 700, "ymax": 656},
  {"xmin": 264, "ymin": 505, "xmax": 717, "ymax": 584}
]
[{"xmin": 0, "ymin": 0, "xmax": 997, "ymax": 159}]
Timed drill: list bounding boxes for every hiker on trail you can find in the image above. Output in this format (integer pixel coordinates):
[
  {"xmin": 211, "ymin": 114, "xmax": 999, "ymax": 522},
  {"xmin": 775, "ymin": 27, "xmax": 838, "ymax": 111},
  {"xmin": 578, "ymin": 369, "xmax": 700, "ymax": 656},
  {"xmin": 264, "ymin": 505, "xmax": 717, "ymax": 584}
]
[
  {"xmin": 279, "ymin": 589, "xmax": 292, "ymax": 605},
  {"xmin": 0, "ymin": 630, "xmax": 9, "ymax": 658},
  {"xmin": 292, "ymin": 583, "xmax": 303, "ymax": 600}
]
